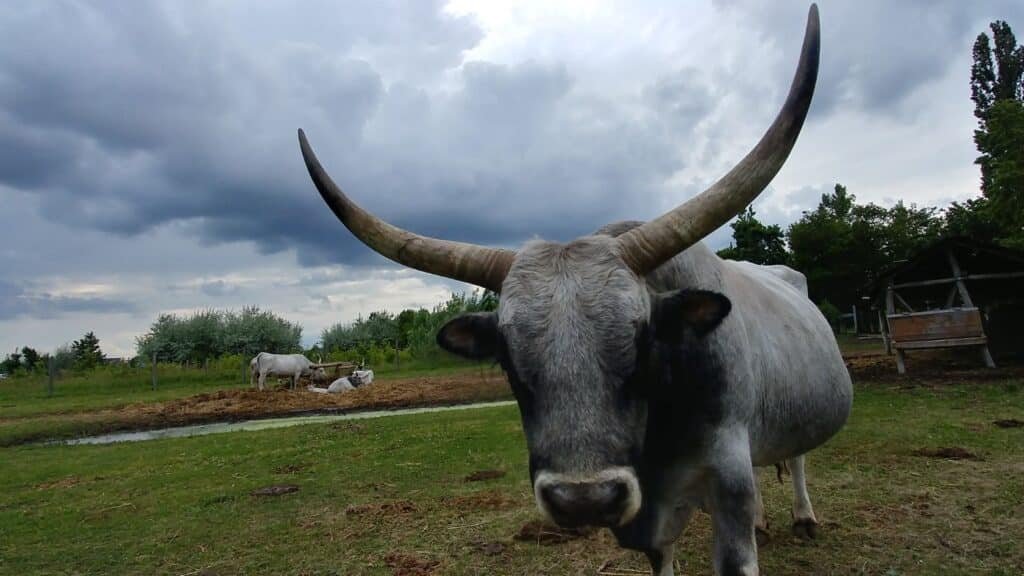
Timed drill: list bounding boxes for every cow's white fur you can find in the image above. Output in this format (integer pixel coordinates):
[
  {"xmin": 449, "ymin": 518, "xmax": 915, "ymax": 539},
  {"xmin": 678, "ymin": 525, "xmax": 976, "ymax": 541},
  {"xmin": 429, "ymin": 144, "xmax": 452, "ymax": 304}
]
[{"xmin": 250, "ymin": 352, "xmax": 322, "ymax": 390}]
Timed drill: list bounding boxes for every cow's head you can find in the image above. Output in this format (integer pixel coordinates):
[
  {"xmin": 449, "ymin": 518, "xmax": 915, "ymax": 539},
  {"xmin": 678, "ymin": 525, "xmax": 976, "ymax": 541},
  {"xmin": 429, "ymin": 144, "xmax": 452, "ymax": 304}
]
[{"xmin": 298, "ymin": 6, "xmax": 818, "ymax": 528}]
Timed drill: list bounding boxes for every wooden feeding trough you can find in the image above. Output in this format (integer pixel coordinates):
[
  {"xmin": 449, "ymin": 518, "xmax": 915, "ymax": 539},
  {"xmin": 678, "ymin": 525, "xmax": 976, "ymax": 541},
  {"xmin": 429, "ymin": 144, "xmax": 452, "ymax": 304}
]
[
  {"xmin": 310, "ymin": 360, "xmax": 360, "ymax": 382},
  {"xmin": 870, "ymin": 238, "xmax": 1024, "ymax": 374},
  {"xmin": 277, "ymin": 361, "xmax": 360, "ymax": 387}
]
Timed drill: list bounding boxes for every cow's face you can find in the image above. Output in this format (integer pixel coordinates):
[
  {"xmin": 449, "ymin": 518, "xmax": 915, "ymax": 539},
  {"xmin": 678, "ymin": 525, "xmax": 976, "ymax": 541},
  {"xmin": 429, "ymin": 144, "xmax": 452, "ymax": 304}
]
[{"xmin": 438, "ymin": 237, "xmax": 731, "ymax": 528}]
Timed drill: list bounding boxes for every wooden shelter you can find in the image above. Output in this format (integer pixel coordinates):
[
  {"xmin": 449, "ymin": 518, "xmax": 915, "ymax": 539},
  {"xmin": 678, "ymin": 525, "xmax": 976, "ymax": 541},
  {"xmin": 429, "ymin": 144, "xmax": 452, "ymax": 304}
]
[{"xmin": 865, "ymin": 238, "xmax": 1024, "ymax": 373}]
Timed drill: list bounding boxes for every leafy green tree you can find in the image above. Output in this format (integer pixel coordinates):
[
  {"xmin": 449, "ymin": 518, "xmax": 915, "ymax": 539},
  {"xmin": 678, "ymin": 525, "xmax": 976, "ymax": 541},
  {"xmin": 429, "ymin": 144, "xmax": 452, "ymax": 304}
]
[
  {"xmin": 72, "ymin": 332, "xmax": 104, "ymax": 370},
  {"xmin": 136, "ymin": 307, "xmax": 301, "ymax": 364},
  {"xmin": 20, "ymin": 347, "xmax": 40, "ymax": 371},
  {"xmin": 971, "ymin": 21, "xmax": 1024, "ymax": 247},
  {"xmin": 716, "ymin": 207, "xmax": 788, "ymax": 265},
  {"xmin": 787, "ymin": 184, "xmax": 943, "ymax": 311},
  {"xmin": 944, "ymin": 197, "xmax": 1001, "ymax": 242}
]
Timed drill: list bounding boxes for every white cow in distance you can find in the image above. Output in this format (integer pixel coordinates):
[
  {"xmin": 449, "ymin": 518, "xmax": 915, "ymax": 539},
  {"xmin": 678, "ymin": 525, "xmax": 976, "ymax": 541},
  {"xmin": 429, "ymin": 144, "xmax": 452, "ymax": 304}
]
[
  {"xmin": 250, "ymin": 352, "xmax": 325, "ymax": 390},
  {"xmin": 308, "ymin": 369, "xmax": 374, "ymax": 394}
]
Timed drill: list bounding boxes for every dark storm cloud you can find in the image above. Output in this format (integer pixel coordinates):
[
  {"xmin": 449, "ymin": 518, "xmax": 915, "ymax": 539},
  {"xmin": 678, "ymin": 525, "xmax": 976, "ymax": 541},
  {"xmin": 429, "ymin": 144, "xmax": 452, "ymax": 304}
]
[
  {"xmin": 0, "ymin": 280, "xmax": 136, "ymax": 321},
  {"xmin": 0, "ymin": 1, "xmax": 722, "ymax": 269},
  {"xmin": 715, "ymin": 0, "xmax": 1024, "ymax": 116}
]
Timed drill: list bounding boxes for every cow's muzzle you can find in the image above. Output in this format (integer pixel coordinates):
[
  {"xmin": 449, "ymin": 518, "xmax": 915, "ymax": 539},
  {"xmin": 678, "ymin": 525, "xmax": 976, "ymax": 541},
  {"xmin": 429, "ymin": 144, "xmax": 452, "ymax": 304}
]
[{"xmin": 534, "ymin": 467, "xmax": 641, "ymax": 528}]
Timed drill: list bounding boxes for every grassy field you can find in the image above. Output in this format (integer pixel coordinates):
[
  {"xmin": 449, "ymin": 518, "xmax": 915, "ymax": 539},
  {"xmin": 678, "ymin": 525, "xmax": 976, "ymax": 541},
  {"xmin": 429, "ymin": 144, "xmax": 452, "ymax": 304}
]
[{"xmin": 2, "ymin": 372, "xmax": 1022, "ymax": 575}]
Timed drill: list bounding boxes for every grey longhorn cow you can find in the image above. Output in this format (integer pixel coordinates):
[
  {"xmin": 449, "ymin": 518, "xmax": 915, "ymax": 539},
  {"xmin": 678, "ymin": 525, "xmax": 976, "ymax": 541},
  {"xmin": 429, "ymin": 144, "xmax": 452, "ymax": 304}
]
[{"xmin": 297, "ymin": 5, "xmax": 851, "ymax": 574}]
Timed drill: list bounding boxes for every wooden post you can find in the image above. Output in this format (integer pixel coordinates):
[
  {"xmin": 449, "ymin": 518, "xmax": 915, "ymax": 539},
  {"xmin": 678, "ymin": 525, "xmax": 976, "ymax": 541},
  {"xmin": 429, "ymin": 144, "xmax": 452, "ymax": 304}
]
[
  {"xmin": 946, "ymin": 249, "xmax": 974, "ymax": 307},
  {"xmin": 151, "ymin": 352, "xmax": 157, "ymax": 391},
  {"xmin": 878, "ymin": 309, "xmax": 891, "ymax": 355},
  {"xmin": 394, "ymin": 338, "xmax": 400, "ymax": 371},
  {"xmin": 851, "ymin": 305, "xmax": 858, "ymax": 334},
  {"xmin": 947, "ymin": 248, "xmax": 996, "ymax": 368},
  {"xmin": 886, "ymin": 282, "xmax": 906, "ymax": 374},
  {"xmin": 47, "ymin": 357, "xmax": 55, "ymax": 397}
]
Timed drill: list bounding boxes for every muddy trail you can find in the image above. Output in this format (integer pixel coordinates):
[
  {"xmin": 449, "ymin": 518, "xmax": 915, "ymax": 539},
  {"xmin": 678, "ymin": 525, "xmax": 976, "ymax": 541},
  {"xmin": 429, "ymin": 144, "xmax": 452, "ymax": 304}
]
[{"xmin": 845, "ymin": 350, "xmax": 1024, "ymax": 388}]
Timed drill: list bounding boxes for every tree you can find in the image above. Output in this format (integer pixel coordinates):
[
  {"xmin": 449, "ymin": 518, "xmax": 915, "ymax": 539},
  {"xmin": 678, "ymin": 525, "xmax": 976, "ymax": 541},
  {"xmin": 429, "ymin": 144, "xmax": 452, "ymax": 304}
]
[
  {"xmin": 136, "ymin": 307, "xmax": 302, "ymax": 364},
  {"xmin": 716, "ymin": 207, "xmax": 788, "ymax": 265},
  {"xmin": 971, "ymin": 21, "xmax": 1024, "ymax": 247},
  {"xmin": 20, "ymin": 347, "xmax": 40, "ymax": 372},
  {"xmin": 71, "ymin": 332, "xmax": 104, "ymax": 370},
  {"xmin": 787, "ymin": 184, "xmax": 943, "ymax": 311}
]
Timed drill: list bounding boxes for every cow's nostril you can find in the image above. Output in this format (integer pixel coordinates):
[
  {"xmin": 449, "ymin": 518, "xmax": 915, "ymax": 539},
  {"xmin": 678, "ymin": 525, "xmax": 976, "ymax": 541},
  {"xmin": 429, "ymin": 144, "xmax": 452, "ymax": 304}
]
[
  {"xmin": 539, "ymin": 479, "xmax": 633, "ymax": 527},
  {"xmin": 608, "ymin": 480, "xmax": 629, "ymax": 507}
]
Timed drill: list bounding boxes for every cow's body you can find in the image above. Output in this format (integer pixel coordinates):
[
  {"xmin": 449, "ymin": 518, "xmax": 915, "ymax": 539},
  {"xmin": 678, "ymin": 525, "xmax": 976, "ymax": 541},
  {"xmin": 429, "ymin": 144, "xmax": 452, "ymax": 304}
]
[
  {"xmin": 595, "ymin": 224, "xmax": 852, "ymax": 572},
  {"xmin": 250, "ymin": 352, "xmax": 322, "ymax": 390}
]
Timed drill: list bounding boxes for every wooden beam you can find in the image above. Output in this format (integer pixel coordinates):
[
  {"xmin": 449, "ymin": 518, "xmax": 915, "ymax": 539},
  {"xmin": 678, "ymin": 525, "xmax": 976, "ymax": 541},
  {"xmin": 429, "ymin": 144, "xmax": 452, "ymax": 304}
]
[
  {"xmin": 894, "ymin": 291, "xmax": 915, "ymax": 313},
  {"xmin": 892, "ymin": 277, "xmax": 956, "ymax": 289},
  {"xmin": 890, "ymin": 270, "xmax": 1024, "ymax": 290},
  {"xmin": 946, "ymin": 249, "xmax": 975, "ymax": 307},
  {"xmin": 945, "ymin": 285, "xmax": 958, "ymax": 308},
  {"xmin": 878, "ymin": 309, "xmax": 892, "ymax": 355},
  {"xmin": 893, "ymin": 336, "xmax": 988, "ymax": 350}
]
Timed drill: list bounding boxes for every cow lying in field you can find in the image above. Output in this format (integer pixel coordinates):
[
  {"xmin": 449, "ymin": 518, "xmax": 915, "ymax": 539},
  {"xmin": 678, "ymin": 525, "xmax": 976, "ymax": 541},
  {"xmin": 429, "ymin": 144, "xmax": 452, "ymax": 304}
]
[
  {"xmin": 250, "ymin": 352, "xmax": 325, "ymax": 390},
  {"xmin": 307, "ymin": 369, "xmax": 374, "ymax": 394}
]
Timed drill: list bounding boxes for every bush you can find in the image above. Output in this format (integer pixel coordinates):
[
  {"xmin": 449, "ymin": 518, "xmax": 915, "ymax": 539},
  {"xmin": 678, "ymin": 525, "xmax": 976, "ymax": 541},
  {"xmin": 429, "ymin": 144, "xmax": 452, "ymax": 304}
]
[{"xmin": 817, "ymin": 299, "xmax": 842, "ymax": 332}]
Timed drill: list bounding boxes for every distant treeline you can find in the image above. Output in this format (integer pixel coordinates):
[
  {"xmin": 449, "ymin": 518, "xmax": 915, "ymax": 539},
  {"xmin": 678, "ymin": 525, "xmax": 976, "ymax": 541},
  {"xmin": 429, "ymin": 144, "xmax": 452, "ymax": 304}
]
[
  {"xmin": 316, "ymin": 290, "xmax": 498, "ymax": 362},
  {"xmin": 135, "ymin": 306, "xmax": 302, "ymax": 365}
]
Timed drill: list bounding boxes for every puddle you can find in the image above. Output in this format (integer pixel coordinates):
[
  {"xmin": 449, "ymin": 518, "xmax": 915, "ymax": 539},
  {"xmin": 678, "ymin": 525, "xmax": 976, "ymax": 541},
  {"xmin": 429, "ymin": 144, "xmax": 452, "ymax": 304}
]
[{"xmin": 57, "ymin": 401, "xmax": 516, "ymax": 446}]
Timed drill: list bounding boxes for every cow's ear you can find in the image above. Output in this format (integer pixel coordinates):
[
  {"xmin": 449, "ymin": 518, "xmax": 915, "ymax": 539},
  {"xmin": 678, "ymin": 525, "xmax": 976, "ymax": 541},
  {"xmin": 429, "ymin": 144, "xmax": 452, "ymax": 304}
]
[
  {"xmin": 653, "ymin": 289, "xmax": 732, "ymax": 341},
  {"xmin": 437, "ymin": 312, "xmax": 501, "ymax": 360}
]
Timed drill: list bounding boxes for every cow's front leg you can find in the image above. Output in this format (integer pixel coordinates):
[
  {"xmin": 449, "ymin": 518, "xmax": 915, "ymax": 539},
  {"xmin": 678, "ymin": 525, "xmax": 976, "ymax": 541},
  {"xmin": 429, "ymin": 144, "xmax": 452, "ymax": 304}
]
[
  {"xmin": 614, "ymin": 501, "xmax": 694, "ymax": 576},
  {"xmin": 708, "ymin": 436, "xmax": 759, "ymax": 576},
  {"xmin": 645, "ymin": 544, "xmax": 675, "ymax": 576}
]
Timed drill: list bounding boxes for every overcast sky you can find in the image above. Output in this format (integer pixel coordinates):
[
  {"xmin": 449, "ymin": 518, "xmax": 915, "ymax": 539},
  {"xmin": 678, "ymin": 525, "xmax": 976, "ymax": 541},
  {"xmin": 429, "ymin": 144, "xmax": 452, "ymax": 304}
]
[{"xmin": 2, "ymin": 0, "xmax": 1022, "ymax": 357}]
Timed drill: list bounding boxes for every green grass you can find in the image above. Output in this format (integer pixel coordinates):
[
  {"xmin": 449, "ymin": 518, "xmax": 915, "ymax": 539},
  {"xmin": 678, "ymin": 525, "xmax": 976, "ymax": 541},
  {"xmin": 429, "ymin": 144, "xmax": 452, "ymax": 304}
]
[{"xmin": 2, "ymin": 378, "xmax": 1022, "ymax": 575}]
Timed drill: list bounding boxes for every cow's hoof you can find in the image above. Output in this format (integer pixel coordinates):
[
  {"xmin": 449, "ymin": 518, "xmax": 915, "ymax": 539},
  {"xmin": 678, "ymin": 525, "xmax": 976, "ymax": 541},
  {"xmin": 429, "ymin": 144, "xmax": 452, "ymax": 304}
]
[
  {"xmin": 755, "ymin": 526, "xmax": 771, "ymax": 547},
  {"xmin": 791, "ymin": 519, "xmax": 817, "ymax": 540}
]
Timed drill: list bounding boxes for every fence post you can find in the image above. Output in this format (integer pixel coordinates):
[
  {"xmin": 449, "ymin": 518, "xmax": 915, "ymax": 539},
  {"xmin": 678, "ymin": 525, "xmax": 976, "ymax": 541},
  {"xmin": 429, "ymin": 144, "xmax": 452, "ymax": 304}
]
[
  {"xmin": 47, "ymin": 357, "xmax": 55, "ymax": 397},
  {"xmin": 151, "ymin": 352, "xmax": 157, "ymax": 391},
  {"xmin": 394, "ymin": 338, "xmax": 400, "ymax": 371}
]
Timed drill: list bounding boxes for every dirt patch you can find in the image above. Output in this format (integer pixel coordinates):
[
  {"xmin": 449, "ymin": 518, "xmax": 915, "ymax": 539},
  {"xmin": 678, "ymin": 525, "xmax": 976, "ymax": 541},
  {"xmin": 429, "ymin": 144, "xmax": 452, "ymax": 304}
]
[
  {"xmin": 912, "ymin": 447, "xmax": 981, "ymax": 461},
  {"xmin": 345, "ymin": 500, "xmax": 418, "ymax": 517},
  {"xmin": 463, "ymin": 469, "xmax": 506, "ymax": 482},
  {"xmin": 383, "ymin": 552, "xmax": 440, "ymax": 576},
  {"xmin": 272, "ymin": 463, "xmax": 309, "ymax": 474},
  {"xmin": 250, "ymin": 484, "xmax": 300, "ymax": 497},
  {"xmin": 441, "ymin": 490, "xmax": 521, "ymax": 513},
  {"xmin": 846, "ymin": 351, "xmax": 1024, "ymax": 387},
  {"xmin": 513, "ymin": 519, "xmax": 595, "ymax": 545},
  {"xmin": 35, "ymin": 476, "xmax": 82, "ymax": 490},
  {"xmin": 468, "ymin": 540, "xmax": 507, "ymax": 556},
  {"xmin": 994, "ymin": 419, "xmax": 1024, "ymax": 428}
]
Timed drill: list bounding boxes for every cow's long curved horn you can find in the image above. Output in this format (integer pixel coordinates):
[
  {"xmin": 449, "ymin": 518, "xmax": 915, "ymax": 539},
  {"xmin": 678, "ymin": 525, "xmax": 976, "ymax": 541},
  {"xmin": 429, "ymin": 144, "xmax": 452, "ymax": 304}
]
[
  {"xmin": 616, "ymin": 4, "xmax": 820, "ymax": 275},
  {"xmin": 298, "ymin": 130, "xmax": 515, "ymax": 292}
]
